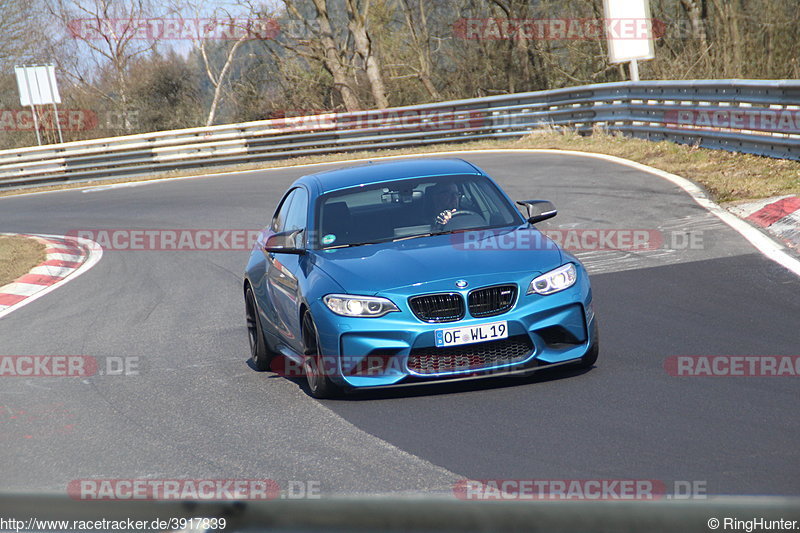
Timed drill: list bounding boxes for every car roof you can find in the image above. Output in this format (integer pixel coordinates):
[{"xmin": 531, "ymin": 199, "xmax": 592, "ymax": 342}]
[{"xmin": 296, "ymin": 158, "xmax": 484, "ymax": 195}]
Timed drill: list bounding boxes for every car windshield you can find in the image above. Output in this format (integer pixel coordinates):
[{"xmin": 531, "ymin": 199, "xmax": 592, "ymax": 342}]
[{"xmin": 314, "ymin": 174, "xmax": 521, "ymax": 248}]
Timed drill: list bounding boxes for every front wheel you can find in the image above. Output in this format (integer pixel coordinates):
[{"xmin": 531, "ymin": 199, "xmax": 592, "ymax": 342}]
[{"xmin": 302, "ymin": 312, "xmax": 342, "ymax": 399}]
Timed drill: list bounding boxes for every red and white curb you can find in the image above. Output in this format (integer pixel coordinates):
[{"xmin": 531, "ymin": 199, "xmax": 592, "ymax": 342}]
[
  {"xmin": 728, "ymin": 196, "xmax": 800, "ymax": 253},
  {"xmin": 0, "ymin": 233, "xmax": 103, "ymax": 319}
]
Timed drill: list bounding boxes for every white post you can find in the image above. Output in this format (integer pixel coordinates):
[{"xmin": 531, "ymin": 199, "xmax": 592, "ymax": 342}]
[
  {"xmin": 45, "ymin": 71, "xmax": 64, "ymax": 143},
  {"xmin": 30, "ymin": 105, "xmax": 42, "ymax": 146},
  {"xmin": 630, "ymin": 59, "xmax": 640, "ymax": 82}
]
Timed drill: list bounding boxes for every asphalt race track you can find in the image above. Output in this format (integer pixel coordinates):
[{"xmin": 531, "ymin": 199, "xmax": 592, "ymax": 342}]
[{"xmin": 1, "ymin": 152, "xmax": 798, "ymax": 497}]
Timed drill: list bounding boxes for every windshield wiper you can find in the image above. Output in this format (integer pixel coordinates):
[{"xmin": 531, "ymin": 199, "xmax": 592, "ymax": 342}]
[
  {"xmin": 393, "ymin": 229, "xmax": 471, "ymax": 241},
  {"xmin": 392, "ymin": 233, "xmax": 433, "ymax": 242},
  {"xmin": 324, "ymin": 240, "xmax": 385, "ymax": 249},
  {"xmin": 324, "ymin": 230, "xmax": 470, "ymax": 248},
  {"xmin": 429, "ymin": 228, "xmax": 469, "ymax": 236}
]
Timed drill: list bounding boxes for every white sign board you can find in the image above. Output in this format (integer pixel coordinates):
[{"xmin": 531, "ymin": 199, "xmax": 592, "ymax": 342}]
[
  {"xmin": 603, "ymin": 0, "xmax": 655, "ymax": 63},
  {"xmin": 15, "ymin": 65, "xmax": 62, "ymax": 106}
]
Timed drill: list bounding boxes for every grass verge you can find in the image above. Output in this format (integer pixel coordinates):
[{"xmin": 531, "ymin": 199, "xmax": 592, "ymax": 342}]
[
  {"xmin": 517, "ymin": 128, "xmax": 800, "ymax": 203},
  {"xmin": 0, "ymin": 235, "xmax": 46, "ymax": 287},
  {"xmin": 0, "ymin": 129, "xmax": 797, "ymax": 203}
]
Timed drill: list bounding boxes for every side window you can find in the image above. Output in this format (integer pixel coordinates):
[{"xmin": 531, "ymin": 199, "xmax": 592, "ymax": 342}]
[
  {"xmin": 283, "ymin": 188, "xmax": 308, "ymax": 232},
  {"xmin": 284, "ymin": 188, "xmax": 309, "ymax": 248},
  {"xmin": 272, "ymin": 189, "xmax": 298, "ymax": 232}
]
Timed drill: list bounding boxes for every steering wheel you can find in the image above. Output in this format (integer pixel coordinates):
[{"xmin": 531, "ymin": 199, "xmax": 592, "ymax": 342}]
[
  {"xmin": 448, "ymin": 209, "xmax": 480, "ymax": 219},
  {"xmin": 440, "ymin": 209, "xmax": 485, "ymax": 230}
]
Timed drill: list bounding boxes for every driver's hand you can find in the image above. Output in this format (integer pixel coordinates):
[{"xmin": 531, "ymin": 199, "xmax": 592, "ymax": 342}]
[{"xmin": 436, "ymin": 209, "xmax": 457, "ymax": 225}]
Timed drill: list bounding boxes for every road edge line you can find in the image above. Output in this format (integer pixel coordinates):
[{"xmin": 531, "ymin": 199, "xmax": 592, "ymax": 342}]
[{"xmin": 1, "ymin": 148, "xmax": 797, "ymax": 277}]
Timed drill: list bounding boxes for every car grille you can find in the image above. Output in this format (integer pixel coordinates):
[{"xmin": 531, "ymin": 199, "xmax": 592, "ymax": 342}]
[
  {"xmin": 407, "ymin": 335, "xmax": 534, "ymax": 374},
  {"xmin": 468, "ymin": 284, "xmax": 517, "ymax": 318},
  {"xmin": 409, "ymin": 293, "xmax": 465, "ymax": 323}
]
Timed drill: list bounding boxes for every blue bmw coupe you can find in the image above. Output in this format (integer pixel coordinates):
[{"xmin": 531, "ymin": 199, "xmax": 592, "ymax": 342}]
[{"xmin": 244, "ymin": 158, "xmax": 598, "ymax": 398}]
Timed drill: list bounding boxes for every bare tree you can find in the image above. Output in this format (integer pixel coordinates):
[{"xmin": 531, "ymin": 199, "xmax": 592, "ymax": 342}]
[
  {"xmin": 170, "ymin": 0, "xmax": 261, "ymax": 126},
  {"xmin": 201, "ymin": 36, "xmax": 248, "ymax": 126},
  {"xmin": 679, "ymin": 0, "xmax": 708, "ymax": 46},
  {"xmin": 344, "ymin": 0, "xmax": 388, "ymax": 108},
  {"xmin": 397, "ymin": 0, "xmax": 441, "ymax": 100},
  {"xmin": 42, "ymin": 0, "xmax": 157, "ymax": 132},
  {"xmin": 484, "ymin": 0, "xmax": 551, "ymax": 92},
  {"xmin": 280, "ymin": 0, "xmax": 363, "ymax": 110},
  {"xmin": 278, "ymin": 0, "xmax": 394, "ymax": 109},
  {"xmin": 0, "ymin": 0, "xmax": 41, "ymax": 68}
]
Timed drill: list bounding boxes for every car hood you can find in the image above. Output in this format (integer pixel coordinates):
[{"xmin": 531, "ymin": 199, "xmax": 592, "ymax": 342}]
[{"xmin": 310, "ymin": 227, "xmax": 563, "ymax": 294}]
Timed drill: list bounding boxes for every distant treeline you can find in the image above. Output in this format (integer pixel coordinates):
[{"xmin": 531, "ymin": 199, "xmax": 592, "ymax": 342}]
[{"xmin": 0, "ymin": 0, "xmax": 797, "ymax": 148}]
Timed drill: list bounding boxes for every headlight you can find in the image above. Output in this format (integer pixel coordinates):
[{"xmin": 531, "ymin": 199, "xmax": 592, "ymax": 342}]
[
  {"xmin": 527, "ymin": 263, "xmax": 577, "ymax": 295},
  {"xmin": 323, "ymin": 294, "xmax": 399, "ymax": 317}
]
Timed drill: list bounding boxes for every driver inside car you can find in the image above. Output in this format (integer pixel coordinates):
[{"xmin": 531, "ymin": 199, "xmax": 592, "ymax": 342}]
[{"xmin": 429, "ymin": 182, "xmax": 462, "ymax": 228}]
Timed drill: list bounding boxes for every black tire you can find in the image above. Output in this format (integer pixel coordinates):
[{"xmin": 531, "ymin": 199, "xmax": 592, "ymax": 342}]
[
  {"xmin": 245, "ymin": 286, "xmax": 274, "ymax": 371},
  {"xmin": 301, "ymin": 311, "xmax": 341, "ymax": 399},
  {"xmin": 577, "ymin": 321, "xmax": 599, "ymax": 369}
]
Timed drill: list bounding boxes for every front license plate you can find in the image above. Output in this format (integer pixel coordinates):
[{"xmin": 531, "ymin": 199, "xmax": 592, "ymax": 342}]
[{"xmin": 435, "ymin": 321, "xmax": 508, "ymax": 348}]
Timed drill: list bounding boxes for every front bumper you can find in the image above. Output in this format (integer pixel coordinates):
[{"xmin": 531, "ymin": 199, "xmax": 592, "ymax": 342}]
[{"xmin": 309, "ymin": 269, "xmax": 595, "ymax": 390}]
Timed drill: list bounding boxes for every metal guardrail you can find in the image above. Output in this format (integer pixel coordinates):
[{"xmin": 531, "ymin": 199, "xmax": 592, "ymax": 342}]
[{"xmin": 1, "ymin": 79, "xmax": 798, "ymax": 189}]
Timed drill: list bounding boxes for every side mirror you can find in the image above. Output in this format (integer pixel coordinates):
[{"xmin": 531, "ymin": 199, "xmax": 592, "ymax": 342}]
[
  {"xmin": 517, "ymin": 200, "xmax": 557, "ymax": 224},
  {"xmin": 264, "ymin": 229, "xmax": 305, "ymax": 254}
]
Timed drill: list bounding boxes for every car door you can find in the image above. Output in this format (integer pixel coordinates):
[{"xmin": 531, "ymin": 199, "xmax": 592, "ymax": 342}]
[{"xmin": 264, "ymin": 187, "xmax": 308, "ymax": 354}]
